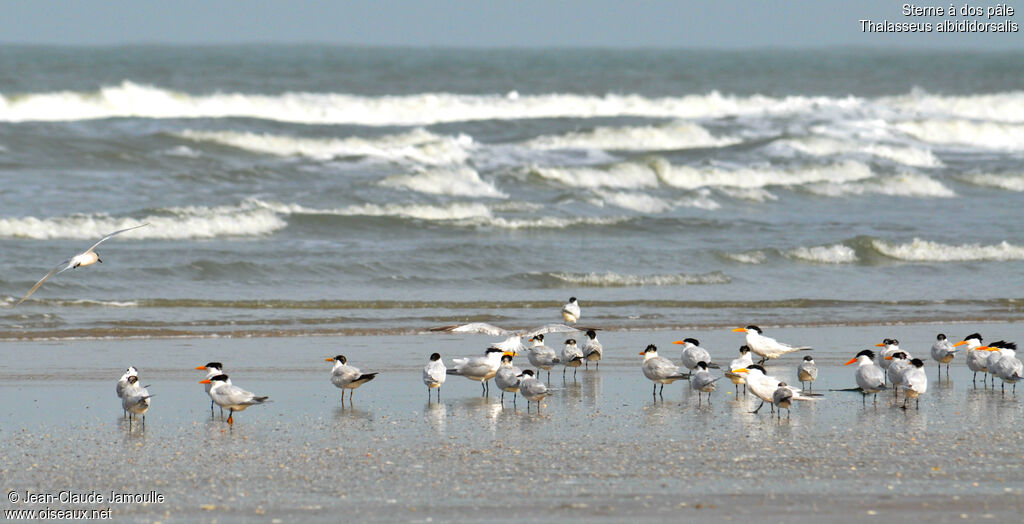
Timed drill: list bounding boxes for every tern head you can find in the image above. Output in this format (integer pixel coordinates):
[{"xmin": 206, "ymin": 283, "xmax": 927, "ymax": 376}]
[
  {"xmin": 777, "ymin": 381, "xmax": 787, "ymax": 388},
  {"xmin": 802, "ymin": 355, "xmax": 814, "ymax": 362},
  {"xmin": 483, "ymin": 347, "xmax": 504, "ymax": 356},
  {"xmin": 500, "ymin": 354, "xmax": 514, "ymax": 364},
  {"xmin": 195, "ymin": 361, "xmax": 223, "ymax": 371},
  {"xmin": 695, "ymin": 361, "xmax": 709, "ymax": 370},
  {"xmin": 326, "ymin": 355, "xmax": 347, "ymax": 364},
  {"xmin": 639, "ymin": 344, "xmax": 658, "ymax": 357},
  {"xmin": 885, "ymin": 351, "xmax": 908, "ymax": 361},
  {"xmin": 564, "ymin": 339, "xmax": 576, "ymax": 346},
  {"xmin": 936, "ymin": 333, "xmax": 946, "ymax": 341},
  {"xmin": 845, "ymin": 349, "xmax": 875, "ymax": 365},
  {"xmin": 909, "ymin": 358, "xmax": 925, "ymax": 368},
  {"xmin": 748, "ymin": 364, "xmax": 766, "ymax": 375},
  {"xmin": 567, "ymin": 297, "xmax": 577, "ymax": 303},
  {"xmin": 738, "ymin": 345, "xmax": 750, "ymax": 355},
  {"xmin": 518, "ymin": 369, "xmax": 535, "ymax": 378},
  {"xmin": 955, "ymin": 333, "xmax": 982, "ymax": 347},
  {"xmin": 672, "ymin": 338, "xmax": 700, "ymax": 347},
  {"xmin": 733, "ymin": 325, "xmax": 761, "ymax": 334},
  {"xmin": 429, "ymin": 353, "xmax": 441, "ymax": 362},
  {"xmin": 530, "ymin": 334, "xmax": 545, "ymax": 344},
  {"xmin": 586, "ymin": 329, "xmax": 597, "ymax": 339},
  {"xmin": 200, "ymin": 373, "xmax": 229, "ymax": 384}
]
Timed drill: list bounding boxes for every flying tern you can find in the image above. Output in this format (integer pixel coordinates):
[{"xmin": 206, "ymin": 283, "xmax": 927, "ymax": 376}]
[{"xmin": 429, "ymin": 322, "xmax": 580, "ymax": 354}]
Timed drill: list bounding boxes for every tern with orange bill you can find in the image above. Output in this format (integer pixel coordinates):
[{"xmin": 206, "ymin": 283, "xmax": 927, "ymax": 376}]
[
  {"xmin": 196, "ymin": 362, "xmax": 225, "ymax": 417},
  {"xmin": 843, "ymin": 349, "xmax": 887, "ymax": 405},
  {"xmin": 958, "ymin": 333, "xmax": 987, "ymax": 386},
  {"xmin": 446, "ymin": 347, "xmax": 508, "ymax": 396},
  {"xmin": 982, "ymin": 341, "xmax": 1023, "ymax": 393},
  {"xmin": 199, "ymin": 374, "xmax": 268, "ymax": 426},
  {"xmin": 732, "ymin": 326, "xmax": 811, "ymax": 364},
  {"xmin": 640, "ymin": 344, "xmax": 690, "ymax": 398},
  {"xmin": 731, "ymin": 365, "xmax": 817, "ymax": 414},
  {"xmin": 327, "ymin": 355, "xmax": 378, "ymax": 404}
]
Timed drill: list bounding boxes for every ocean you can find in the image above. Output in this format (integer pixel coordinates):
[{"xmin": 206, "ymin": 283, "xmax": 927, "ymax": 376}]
[{"xmin": 2, "ymin": 46, "xmax": 1023, "ymax": 339}]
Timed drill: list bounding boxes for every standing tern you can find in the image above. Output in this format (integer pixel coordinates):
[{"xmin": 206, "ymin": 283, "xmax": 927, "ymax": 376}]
[
  {"xmin": 844, "ymin": 349, "xmax": 887, "ymax": 405},
  {"xmin": 984, "ymin": 340, "xmax": 1009, "ymax": 387},
  {"xmin": 422, "ymin": 353, "xmax": 446, "ymax": 402},
  {"xmin": 898, "ymin": 358, "xmax": 928, "ymax": 410},
  {"xmin": 797, "ymin": 356, "xmax": 818, "ymax": 392},
  {"xmin": 885, "ymin": 352, "xmax": 911, "ymax": 398},
  {"xmin": 16, "ymin": 223, "xmax": 149, "ymax": 305},
  {"xmin": 582, "ymin": 330, "xmax": 603, "ymax": 369},
  {"xmin": 199, "ymin": 374, "xmax": 268, "ymax": 426},
  {"xmin": 561, "ymin": 338, "xmax": 584, "ymax": 380},
  {"xmin": 673, "ymin": 338, "xmax": 720, "ymax": 372},
  {"xmin": 930, "ymin": 333, "xmax": 959, "ymax": 379},
  {"xmin": 526, "ymin": 334, "xmax": 561, "ymax": 383},
  {"xmin": 690, "ymin": 361, "xmax": 720, "ymax": 405},
  {"xmin": 116, "ymin": 366, "xmax": 139, "ymax": 419},
  {"xmin": 446, "ymin": 347, "xmax": 506, "ymax": 396},
  {"xmin": 725, "ymin": 345, "xmax": 753, "ymax": 395},
  {"xmin": 732, "ymin": 326, "xmax": 811, "ymax": 364},
  {"xmin": 121, "ymin": 375, "xmax": 152, "ymax": 429},
  {"xmin": 493, "ymin": 353, "xmax": 522, "ymax": 405},
  {"xmin": 875, "ymin": 339, "xmax": 902, "ymax": 378},
  {"xmin": 195, "ymin": 362, "xmax": 225, "ymax": 417},
  {"xmin": 326, "ymin": 355, "xmax": 379, "ymax": 404},
  {"xmin": 958, "ymin": 333, "xmax": 987, "ymax": 386},
  {"xmin": 984, "ymin": 341, "xmax": 1023, "ymax": 393},
  {"xmin": 562, "ymin": 297, "xmax": 581, "ymax": 324},
  {"xmin": 731, "ymin": 365, "xmax": 815, "ymax": 414},
  {"xmin": 517, "ymin": 370, "xmax": 550, "ymax": 412},
  {"xmin": 429, "ymin": 322, "xmax": 580, "ymax": 354},
  {"xmin": 639, "ymin": 344, "xmax": 690, "ymax": 398},
  {"xmin": 772, "ymin": 382, "xmax": 795, "ymax": 419}
]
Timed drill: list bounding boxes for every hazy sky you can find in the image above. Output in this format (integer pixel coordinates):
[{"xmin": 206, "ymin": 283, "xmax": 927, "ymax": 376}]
[{"xmin": 1, "ymin": 0, "xmax": 1021, "ymax": 49}]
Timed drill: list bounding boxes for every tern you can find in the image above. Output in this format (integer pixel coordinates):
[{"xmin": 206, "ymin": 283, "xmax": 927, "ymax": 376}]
[
  {"xmin": 199, "ymin": 374, "xmax": 268, "ymax": 426},
  {"xmin": 885, "ymin": 352, "xmax": 911, "ymax": 398},
  {"xmin": 429, "ymin": 322, "xmax": 580, "ymax": 354},
  {"xmin": 518, "ymin": 370, "xmax": 550, "ymax": 412},
  {"xmin": 121, "ymin": 375, "xmax": 152, "ymax": 429},
  {"xmin": 958, "ymin": 333, "xmax": 987, "ymax": 386},
  {"xmin": 582, "ymin": 329, "xmax": 603, "ymax": 369},
  {"xmin": 725, "ymin": 345, "xmax": 753, "ymax": 395},
  {"xmin": 690, "ymin": 361, "xmax": 720, "ymax": 405},
  {"xmin": 16, "ymin": 223, "xmax": 149, "ymax": 305},
  {"xmin": 639, "ymin": 344, "xmax": 690, "ymax": 398},
  {"xmin": 493, "ymin": 353, "xmax": 522, "ymax": 405},
  {"xmin": 844, "ymin": 349, "xmax": 887, "ymax": 405},
  {"xmin": 731, "ymin": 365, "xmax": 816, "ymax": 414},
  {"xmin": 562, "ymin": 297, "xmax": 581, "ymax": 324},
  {"xmin": 984, "ymin": 340, "xmax": 1009, "ymax": 388},
  {"xmin": 326, "ymin": 355, "xmax": 378, "ymax": 404},
  {"xmin": 561, "ymin": 338, "xmax": 584, "ymax": 380},
  {"xmin": 447, "ymin": 347, "xmax": 506, "ymax": 396},
  {"xmin": 929, "ymin": 333, "xmax": 959, "ymax": 379},
  {"xmin": 526, "ymin": 334, "xmax": 561, "ymax": 383},
  {"xmin": 422, "ymin": 353, "xmax": 446, "ymax": 402},
  {"xmin": 898, "ymin": 358, "xmax": 928, "ymax": 410},
  {"xmin": 195, "ymin": 362, "xmax": 225, "ymax": 417},
  {"xmin": 797, "ymin": 356, "xmax": 818, "ymax": 392},
  {"xmin": 875, "ymin": 339, "xmax": 902, "ymax": 379},
  {"xmin": 732, "ymin": 326, "xmax": 811, "ymax": 364},
  {"xmin": 772, "ymin": 382, "xmax": 795, "ymax": 419},
  {"xmin": 673, "ymin": 338, "xmax": 720, "ymax": 372},
  {"xmin": 116, "ymin": 366, "xmax": 139, "ymax": 419},
  {"xmin": 983, "ymin": 341, "xmax": 1023, "ymax": 393}
]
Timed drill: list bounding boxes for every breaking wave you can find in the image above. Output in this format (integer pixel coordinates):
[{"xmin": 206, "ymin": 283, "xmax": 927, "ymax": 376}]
[
  {"xmin": 380, "ymin": 167, "xmax": 507, "ymax": 198},
  {"xmin": 524, "ymin": 121, "xmax": 738, "ymax": 151},
  {"xmin": 871, "ymin": 238, "xmax": 1024, "ymax": 262},
  {"xmin": 543, "ymin": 271, "xmax": 731, "ymax": 287}
]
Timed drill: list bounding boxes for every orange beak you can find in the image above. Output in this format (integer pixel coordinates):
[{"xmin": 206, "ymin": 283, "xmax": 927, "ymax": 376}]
[
  {"xmin": 638, "ymin": 351, "xmax": 646, "ymax": 356},
  {"xmin": 884, "ymin": 356, "xmax": 893, "ymax": 360},
  {"xmin": 503, "ymin": 351, "xmax": 518, "ymax": 357},
  {"xmin": 844, "ymin": 358, "xmax": 858, "ymax": 366},
  {"xmin": 325, "ymin": 358, "xmax": 334, "ymax": 362},
  {"xmin": 953, "ymin": 340, "xmax": 967, "ymax": 346},
  {"xmin": 199, "ymin": 379, "xmax": 211, "ymax": 384},
  {"xmin": 732, "ymin": 328, "xmax": 747, "ymax": 333},
  {"xmin": 194, "ymin": 366, "xmax": 207, "ymax": 370},
  {"xmin": 978, "ymin": 346, "xmax": 995, "ymax": 351},
  {"xmin": 672, "ymin": 340, "xmax": 685, "ymax": 345},
  {"xmin": 732, "ymin": 368, "xmax": 749, "ymax": 373},
  {"xmin": 875, "ymin": 343, "xmax": 886, "ymax": 347}
]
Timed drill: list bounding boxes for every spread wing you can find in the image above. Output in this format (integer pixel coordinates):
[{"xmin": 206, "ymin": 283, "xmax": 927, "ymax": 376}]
[
  {"xmin": 85, "ymin": 223, "xmax": 149, "ymax": 254},
  {"xmin": 16, "ymin": 260, "xmax": 72, "ymax": 306},
  {"xmin": 430, "ymin": 323, "xmax": 509, "ymax": 336},
  {"xmin": 520, "ymin": 323, "xmax": 581, "ymax": 338}
]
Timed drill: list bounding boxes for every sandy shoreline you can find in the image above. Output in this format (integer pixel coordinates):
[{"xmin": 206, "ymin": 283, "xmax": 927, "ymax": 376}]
[{"xmin": 3, "ymin": 323, "xmax": 1023, "ymax": 522}]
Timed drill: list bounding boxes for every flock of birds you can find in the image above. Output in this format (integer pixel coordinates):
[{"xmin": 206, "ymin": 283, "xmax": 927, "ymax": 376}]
[{"xmin": 13, "ymin": 228, "xmax": 1024, "ymax": 428}]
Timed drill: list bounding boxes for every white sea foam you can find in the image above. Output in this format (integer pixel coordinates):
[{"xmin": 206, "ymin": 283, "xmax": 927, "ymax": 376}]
[
  {"xmin": 883, "ymin": 90, "xmax": 1024, "ymax": 123},
  {"xmin": 894, "ymin": 119, "xmax": 1024, "ymax": 150},
  {"xmin": 957, "ymin": 173, "xmax": 1024, "ymax": 192},
  {"xmin": 178, "ymin": 128, "xmax": 471, "ymax": 165},
  {"xmin": 380, "ymin": 167, "xmax": 507, "ymax": 198},
  {"xmin": 525, "ymin": 121, "xmax": 738, "ymax": 151},
  {"xmin": 593, "ymin": 190, "xmax": 675, "ymax": 213},
  {"xmin": 546, "ymin": 271, "xmax": 730, "ymax": 287},
  {"xmin": 804, "ymin": 173, "xmax": 955, "ymax": 198},
  {"xmin": 0, "ymin": 81, "xmax": 858, "ymax": 124},
  {"xmin": 475, "ymin": 216, "xmax": 631, "ymax": 230},
  {"xmin": 717, "ymin": 187, "xmax": 778, "ymax": 202},
  {"xmin": 871, "ymin": 238, "xmax": 1024, "ymax": 262},
  {"xmin": 776, "ymin": 137, "xmax": 942, "ymax": 167},
  {"xmin": 532, "ymin": 163, "xmax": 661, "ymax": 189},
  {"xmin": 0, "ymin": 205, "xmax": 286, "ymax": 240},
  {"xmin": 658, "ymin": 159, "xmax": 875, "ymax": 190},
  {"xmin": 162, "ymin": 145, "xmax": 201, "ymax": 158},
  {"xmin": 785, "ymin": 244, "xmax": 858, "ymax": 264},
  {"xmin": 723, "ymin": 251, "xmax": 768, "ymax": 264}
]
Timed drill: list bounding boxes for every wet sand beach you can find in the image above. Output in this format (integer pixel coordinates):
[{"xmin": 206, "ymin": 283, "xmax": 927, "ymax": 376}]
[{"xmin": 2, "ymin": 323, "xmax": 1024, "ymax": 522}]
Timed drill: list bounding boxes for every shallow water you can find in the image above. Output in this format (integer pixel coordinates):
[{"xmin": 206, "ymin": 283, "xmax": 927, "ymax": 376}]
[{"xmin": 3, "ymin": 323, "xmax": 1023, "ymax": 522}]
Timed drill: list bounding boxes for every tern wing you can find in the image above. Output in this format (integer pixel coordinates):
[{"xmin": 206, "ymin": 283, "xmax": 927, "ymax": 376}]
[
  {"xmin": 16, "ymin": 259, "xmax": 73, "ymax": 306},
  {"xmin": 520, "ymin": 323, "xmax": 580, "ymax": 338},
  {"xmin": 84, "ymin": 223, "xmax": 149, "ymax": 254},
  {"xmin": 430, "ymin": 323, "xmax": 509, "ymax": 336}
]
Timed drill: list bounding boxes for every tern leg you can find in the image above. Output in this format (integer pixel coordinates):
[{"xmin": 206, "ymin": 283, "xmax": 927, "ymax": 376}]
[
  {"xmin": 751, "ymin": 400, "xmax": 764, "ymax": 414},
  {"xmin": 658, "ymin": 384, "xmax": 664, "ymax": 398},
  {"xmin": 513, "ymin": 391, "xmax": 517, "ymax": 407},
  {"xmin": 481, "ymin": 381, "xmax": 486, "ymax": 397},
  {"xmin": 563, "ymin": 367, "xmax": 567, "ymax": 379},
  {"xmin": 500, "ymin": 390, "xmax": 505, "ymax": 403},
  {"xmin": 743, "ymin": 384, "xmax": 747, "ymax": 395},
  {"xmin": 142, "ymin": 415, "xmax": 145, "ymax": 428},
  {"xmin": 227, "ymin": 409, "xmax": 234, "ymax": 426},
  {"xmin": 573, "ymin": 368, "xmax": 577, "ymax": 380},
  {"xmin": 862, "ymin": 393, "xmax": 867, "ymax": 406}
]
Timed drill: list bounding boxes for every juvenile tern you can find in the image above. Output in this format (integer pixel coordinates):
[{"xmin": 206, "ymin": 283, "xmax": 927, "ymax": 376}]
[
  {"xmin": 772, "ymin": 382, "xmax": 794, "ymax": 419},
  {"xmin": 582, "ymin": 330, "xmax": 603, "ymax": 369},
  {"xmin": 732, "ymin": 326, "xmax": 811, "ymax": 364},
  {"xmin": 116, "ymin": 366, "xmax": 139, "ymax": 418},
  {"xmin": 447, "ymin": 347, "xmax": 506, "ymax": 396},
  {"xmin": 673, "ymin": 338, "xmax": 720, "ymax": 372},
  {"xmin": 526, "ymin": 334, "xmax": 561, "ymax": 383},
  {"xmin": 562, "ymin": 297, "xmax": 581, "ymax": 324},
  {"xmin": 195, "ymin": 362, "xmax": 225, "ymax": 417},
  {"xmin": 429, "ymin": 322, "xmax": 580, "ymax": 354},
  {"xmin": 929, "ymin": 333, "xmax": 959, "ymax": 379},
  {"xmin": 797, "ymin": 356, "xmax": 818, "ymax": 392},
  {"xmin": 898, "ymin": 358, "xmax": 928, "ymax": 410},
  {"xmin": 639, "ymin": 344, "xmax": 690, "ymax": 398},
  {"xmin": 493, "ymin": 354, "xmax": 522, "ymax": 404},
  {"xmin": 958, "ymin": 333, "xmax": 987, "ymax": 385},
  {"xmin": 326, "ymin": 355, "xmax": 379, "ymax": 403},
  {"xmin": 517, "ymin": 369, "xmax": 550, "ymax": 412},
  {"xmin": 725, "ymin": 345, "xmax": 753, "ymax": 395},
  {"xmin": 16, "ymin": 223, "xmax": 149, "ymax": 305},
  {"xmin": 561, "ymin": 338, "xmax": 584, "ymax": 380},
  {"xmin": 690, "ymin": 361, "xmax": 720, "ymax": 405},
  {"xmin": 199, "ymin": 374, "xmax": 268, "ymax": 426},
  {"xmin": 121, "ymin": 375, "xmax": 152, "ymax": 429},
  {"xmin": 844, "ymin": 349, "xmax": 886, "ymax": 405},
  {"xmin": 885, "ymin": 352, "xmax": 911, "ymax": 398},
  {"xmin": 422, "ymin": 353, "xmax": 446, "ymax": 402}
]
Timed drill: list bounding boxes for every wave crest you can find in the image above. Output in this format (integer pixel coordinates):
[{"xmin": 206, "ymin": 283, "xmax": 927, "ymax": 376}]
[
  {"xmin": 525, "ymin": 121, "xmax": 737, "ymax": 151},
  {"xmin": 544, "ymin": 271, "xmax": 730, "ymax": 287},
  {"xmin": 380, "ymin": 167, "xmax": 507, "ymax": 198},
  {"xmin": 871, "ymin": 238, "xmax": 1024, "ymax": 262}
]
